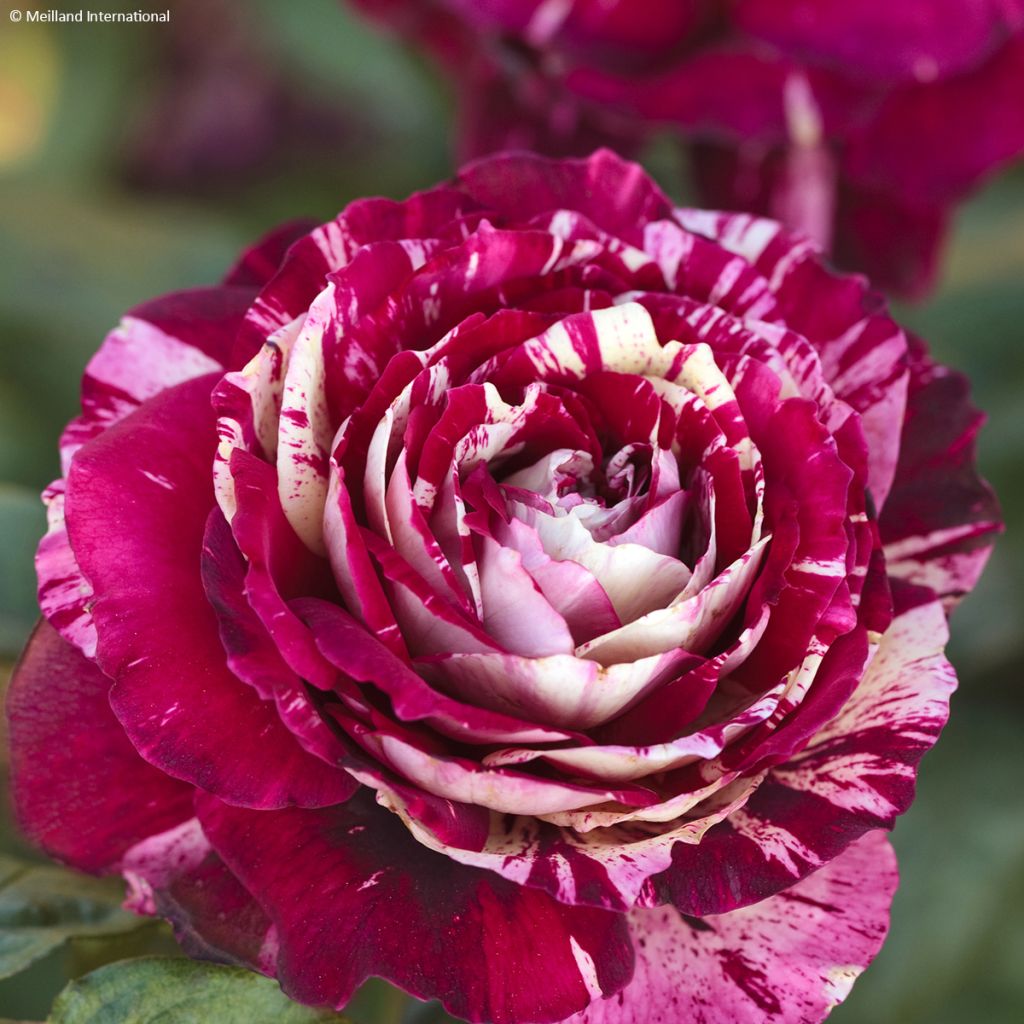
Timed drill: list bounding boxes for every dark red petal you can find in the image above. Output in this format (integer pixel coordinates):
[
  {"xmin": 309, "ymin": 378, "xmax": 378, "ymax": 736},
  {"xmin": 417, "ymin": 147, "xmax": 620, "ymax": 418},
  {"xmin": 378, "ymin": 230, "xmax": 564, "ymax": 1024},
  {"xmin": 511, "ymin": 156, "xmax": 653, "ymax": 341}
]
[
  {"xmin": 456, "ymin": 149, "xmax": 673, "ymax": 246},
  {"xmin": 568, "ymin": 48, "xmax": 867, "ymax": 144},
  {"xmin": 197, "ymin": 791, "xmax": 635, "ymax": 1024},
  {"xmin": 224, "ymin": 219, "xmax": 318, "ymax": 288},
  {"xmin": 6, "ymin": 621, "xmax": 192, "ymax": 873},
  {"xmin": 880, "ymin": 337, "xmax": 1002, "ymax": 609},
  {"xmin": 65, "ymin": 375, "xmax": 352, "ymax": 809},
  {"xmin": 734, "ymin": 0, "xmax": 1017, "ymax": 84},
  {"xmin": 844, "ymin": 36, "xmax": 1024, "ymax": 203},
  {"xmin": 833, "ymin": 185, "xmax": 948, "ymax": 298},
  {"xmin": 124, "ymin": 286, "xmax": 256, "ymax": 367}
]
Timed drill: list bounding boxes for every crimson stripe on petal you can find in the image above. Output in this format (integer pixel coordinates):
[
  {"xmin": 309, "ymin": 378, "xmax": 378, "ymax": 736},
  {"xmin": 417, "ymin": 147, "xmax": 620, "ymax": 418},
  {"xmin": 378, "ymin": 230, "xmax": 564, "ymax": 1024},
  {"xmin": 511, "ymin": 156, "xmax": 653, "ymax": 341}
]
[{"xmin": 197, "ymin": 791, "xmax": 634, "ymax": 1024}]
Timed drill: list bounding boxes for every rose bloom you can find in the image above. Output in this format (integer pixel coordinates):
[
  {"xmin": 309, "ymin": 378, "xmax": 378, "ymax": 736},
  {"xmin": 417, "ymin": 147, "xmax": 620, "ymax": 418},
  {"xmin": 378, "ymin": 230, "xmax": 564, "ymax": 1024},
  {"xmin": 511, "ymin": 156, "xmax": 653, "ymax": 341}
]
[
  {"xmin": 351, "ymin": 0, "xmax": 1024, "ymax": 296},
  {"xmin": 8, "ymin": 151, "xmax": 999, "ymax": 1024}
]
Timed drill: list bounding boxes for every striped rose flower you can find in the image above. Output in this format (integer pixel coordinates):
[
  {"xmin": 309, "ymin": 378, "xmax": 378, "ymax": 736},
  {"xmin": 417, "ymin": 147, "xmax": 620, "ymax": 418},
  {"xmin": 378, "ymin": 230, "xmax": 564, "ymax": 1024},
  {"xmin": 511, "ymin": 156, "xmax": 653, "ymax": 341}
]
[{"xmin": 7, "ymin": 151, "xmax": 999, "ymax": 1023}]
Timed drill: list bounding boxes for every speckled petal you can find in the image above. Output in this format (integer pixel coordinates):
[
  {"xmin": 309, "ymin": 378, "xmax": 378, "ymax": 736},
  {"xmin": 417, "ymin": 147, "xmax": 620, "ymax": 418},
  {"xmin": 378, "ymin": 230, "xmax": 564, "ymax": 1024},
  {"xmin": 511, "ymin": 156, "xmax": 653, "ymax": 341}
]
[{"xmin": 570, "ymin": 830, "xmax": 897, "ymax": 1024}]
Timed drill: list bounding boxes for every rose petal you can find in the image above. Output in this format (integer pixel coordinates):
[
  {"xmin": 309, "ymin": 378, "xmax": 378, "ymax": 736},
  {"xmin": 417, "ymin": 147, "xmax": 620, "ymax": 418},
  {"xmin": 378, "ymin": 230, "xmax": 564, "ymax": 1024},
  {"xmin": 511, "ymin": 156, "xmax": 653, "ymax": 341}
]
[
  {"xmin": 224, "ymin": 218, "xmax": 316, "ymax": 288},
  {"xmin": 880, "ymin": 337, "xmax": 1001, "ymax": 609},
  {"xmin": 66, "ymin": 376, "xmax": 353, "ymax": 809},
  {"xmin": 60, "ymin": 291, "xmax": 242, "ymax": 470},
  {"xmin": 122, "ymin": 817, "xmax": 278, "ymax": 975},
  {"xmin": 845, "ymin": 36, "xmax": 1024, "ymax": 203},
  {"xmin": 295, "ymin": 596, "xmax": 581, "ymax": 746},
  {"xmin": 735, "ymin": 0, "xmax": 1014, "ymax": 83},
  {"xmin": 570, "ymin": 830, "xmax": 897, "ymax": 1023},
  {"xmin": 652, "ymin": 599, "xmax": 955, "ymax": 914},
  {"xmin": 197, "ymin": 791, "xmax": 634, "ymax": 1024},
  {"xmin": 423, "ymin": 645, "xmax": 701, "ymax": 731},
  {"xmin": 7, "ymin": 622, "xmax": 193, "ymax": 873},
  {"xmin": 36, "ymin": 481, "xmax": 97, "ymax": 657},
  {"xmin": 457, "ymin": 149, "xmax": 673, "ymax": 248}
]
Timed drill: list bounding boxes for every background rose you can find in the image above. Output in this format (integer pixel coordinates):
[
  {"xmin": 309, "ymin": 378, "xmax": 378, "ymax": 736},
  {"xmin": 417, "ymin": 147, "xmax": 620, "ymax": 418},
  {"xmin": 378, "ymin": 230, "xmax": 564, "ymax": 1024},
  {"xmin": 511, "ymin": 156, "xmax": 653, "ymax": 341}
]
[
  {"xmin": 350, "ymin": 0, "xmax": 1024, "ymax": 297},
  {"xmin": 7, "ymin": 150, "xmax": 999, "ymax": 1022}
]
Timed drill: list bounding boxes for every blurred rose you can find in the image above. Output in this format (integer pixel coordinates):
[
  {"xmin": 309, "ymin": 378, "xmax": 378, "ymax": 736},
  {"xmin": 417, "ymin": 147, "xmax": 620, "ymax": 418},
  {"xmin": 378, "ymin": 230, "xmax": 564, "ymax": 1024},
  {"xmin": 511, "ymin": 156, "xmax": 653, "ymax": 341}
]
[
  {"xmin": 8, "ymin": 151, "xmax": 999, "ymax": 1023},
  {"xmin": 352, "ymin": 0, "xmax": 1024, "ymax": 296},
  {"xmin": 121, "ymin": 0, "xmax": 356, "ymax": 194}
]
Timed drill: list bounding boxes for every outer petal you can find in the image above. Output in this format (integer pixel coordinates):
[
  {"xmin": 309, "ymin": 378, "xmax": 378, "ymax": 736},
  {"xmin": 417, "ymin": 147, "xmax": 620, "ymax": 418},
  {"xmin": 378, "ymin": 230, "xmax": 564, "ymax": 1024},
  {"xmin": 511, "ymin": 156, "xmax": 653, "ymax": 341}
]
[
  {"xmin": 122, "ymin": 817, "xmax": 277, "ymax": 975},
  {"xmin": 879, "ymin": 337, "xmax": 1001, "ymax": 609},
  {"xmin": 832, "ymin": 184, "xmax": 948, "ymax": 298},
  {"xmin": 197, "ymin": 791, "xmax": 635, "ymax": 1024},
  {"xmin": 571, "ymin": 830, "xmax": 897, "ymax": 1024},
  {"xmin": 36, "ymin": 481, "xmax": 97, "ymax": 657},
  {"xmin": 844, "ymin": 37, "xmax": 1024, "ymax": 204},
  {"xmin": 734, "ymin": 0, "xmax": 1016, "ymax": 83},
  {"xmin": 59, "ymin": 287, "xmax": 249, "ymax": 470},
  {"xmin": 38, "ymin": 287, "xmax": 251, "ymax": 657},
  {"xmin": 653, "ymin": 600, "xmax": 955, "ymax": 915},
  {"xmin": 224, "ymin": 219, "xmax": 317, "ymax": 288},
  {"xmin": 456, "ymin": 149, "xmax": 673, "ymax": 248},
  {"xmin": 66, "ymin": 375, "xmax": 350, "ymax": 809},
  {"xmin": 6, "ymin": 621, "xmax": 193, "ymax": 873},
  {"xmin": 674, "ymin": 205, "xmax": 909, "ymax": 508}
]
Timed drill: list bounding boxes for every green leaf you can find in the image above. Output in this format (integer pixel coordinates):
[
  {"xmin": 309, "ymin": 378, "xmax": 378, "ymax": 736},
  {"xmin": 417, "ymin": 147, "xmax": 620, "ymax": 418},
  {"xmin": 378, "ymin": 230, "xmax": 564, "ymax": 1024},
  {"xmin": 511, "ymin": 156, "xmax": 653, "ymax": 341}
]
[
  {"xmin": 47, "ymin": 957, "xmax": 349, "ymax": 1024},
  {"xmin": 0, "ymin": 856, "xmax": 151, "ymax": 982}
]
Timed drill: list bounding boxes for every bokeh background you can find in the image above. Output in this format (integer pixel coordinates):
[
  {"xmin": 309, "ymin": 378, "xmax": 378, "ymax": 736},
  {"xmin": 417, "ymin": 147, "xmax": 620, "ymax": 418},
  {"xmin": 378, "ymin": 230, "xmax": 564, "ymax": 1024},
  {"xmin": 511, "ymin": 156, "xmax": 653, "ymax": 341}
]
[{"xmin": 1, "ymin": 1, "xmax": 1022, "ymax": 1021}]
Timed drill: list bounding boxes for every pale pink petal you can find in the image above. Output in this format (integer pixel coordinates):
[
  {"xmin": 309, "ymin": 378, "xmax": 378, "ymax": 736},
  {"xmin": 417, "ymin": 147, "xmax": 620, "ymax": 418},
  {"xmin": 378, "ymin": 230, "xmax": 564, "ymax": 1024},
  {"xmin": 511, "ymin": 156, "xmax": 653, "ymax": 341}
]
[
  {"xmin": 476, "ymin": 534, "xmax": 576, "ymax": 656},
  {"xmin": 422, "ymin": 645, "xmax": 700, "ymax": 730},
  {"xmin": 577, "ymin": 537, "xmax": 769, "ymax": 663}
]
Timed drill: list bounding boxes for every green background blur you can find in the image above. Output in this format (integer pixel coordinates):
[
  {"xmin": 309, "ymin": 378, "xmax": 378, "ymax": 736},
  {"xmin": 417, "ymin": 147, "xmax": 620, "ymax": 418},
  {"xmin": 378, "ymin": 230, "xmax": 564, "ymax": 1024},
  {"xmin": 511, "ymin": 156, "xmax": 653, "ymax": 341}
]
[{"xmin": 1, "ymin": 1, "xmax": 1022, "ymax": 1021}]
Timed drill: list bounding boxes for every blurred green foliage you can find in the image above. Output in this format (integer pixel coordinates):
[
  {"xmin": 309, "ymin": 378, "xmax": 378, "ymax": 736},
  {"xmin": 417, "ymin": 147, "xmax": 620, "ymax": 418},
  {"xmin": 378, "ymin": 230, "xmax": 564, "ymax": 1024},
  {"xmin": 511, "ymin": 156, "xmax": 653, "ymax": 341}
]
[
  {"xmin": 0, "ymin": 854, "xmax": 156, "ymax": 982},
  {"xmin": 0, "ymin": 1, "xmax": 1022, "ymax": 1022}
]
